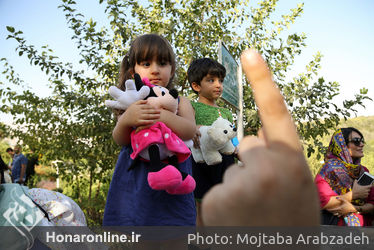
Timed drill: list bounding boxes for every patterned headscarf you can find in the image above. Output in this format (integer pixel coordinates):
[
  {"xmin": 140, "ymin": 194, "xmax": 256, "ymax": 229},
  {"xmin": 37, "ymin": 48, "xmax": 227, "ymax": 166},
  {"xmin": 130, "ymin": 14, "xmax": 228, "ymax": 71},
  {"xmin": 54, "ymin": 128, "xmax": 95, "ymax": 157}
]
[{"xmin": 319, "ymin": 129, "xmax": 365, "ymax": 226}]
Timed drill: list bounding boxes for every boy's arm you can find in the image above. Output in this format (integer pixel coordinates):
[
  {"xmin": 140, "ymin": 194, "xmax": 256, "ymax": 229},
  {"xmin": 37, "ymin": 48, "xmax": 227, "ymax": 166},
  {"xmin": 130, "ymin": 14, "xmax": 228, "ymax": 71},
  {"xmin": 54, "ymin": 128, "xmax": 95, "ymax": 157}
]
[
  {"xmin": 192, "ymin": 125, "xmax": 202, "ymax": 148},
  {"xmin": 190, "ymin": 102, "xmax": 202, "ymax": 148}
]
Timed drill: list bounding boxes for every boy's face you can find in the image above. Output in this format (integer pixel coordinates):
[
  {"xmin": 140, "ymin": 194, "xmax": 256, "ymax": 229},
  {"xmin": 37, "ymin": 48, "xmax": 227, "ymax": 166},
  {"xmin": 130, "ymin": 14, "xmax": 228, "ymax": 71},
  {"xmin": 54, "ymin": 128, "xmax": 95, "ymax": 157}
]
[{"xmin": 192, "ymin": 74, "xmax": 224, "ymax": 102}]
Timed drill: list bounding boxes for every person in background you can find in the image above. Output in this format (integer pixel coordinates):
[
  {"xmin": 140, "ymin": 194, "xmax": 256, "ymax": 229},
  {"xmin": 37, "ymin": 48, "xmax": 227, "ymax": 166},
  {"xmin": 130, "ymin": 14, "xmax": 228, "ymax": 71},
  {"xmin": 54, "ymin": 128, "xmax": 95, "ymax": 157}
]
[
  {"xmin": 0, "ymin": 155, "xmax": 9, "ymax": 184},
  {"xmin": 6, "ymin": 148, "xmax": 14, "ymax": 164},
  {"xmin": 11, "ymin": 145, "xmax": 28, "ymax": 185},
  {"xmin": 315, "ymin": 127, "xmax": 374, "ymax": 226},
  {"xmin": 6, "ymin": 148, "xmax": 15, "ymax": 182},
  {"xmin": 25, "ymin": 148, "xmax": 39, "ymax": 185}
]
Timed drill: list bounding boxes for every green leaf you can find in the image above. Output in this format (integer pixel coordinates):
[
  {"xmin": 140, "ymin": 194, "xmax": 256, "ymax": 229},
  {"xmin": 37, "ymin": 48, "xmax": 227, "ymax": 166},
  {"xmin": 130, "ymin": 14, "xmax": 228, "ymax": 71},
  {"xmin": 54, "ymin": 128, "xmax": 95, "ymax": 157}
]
[{"xmin": 6, "ymin": 26, "xmax": 15, "ymax": 33}]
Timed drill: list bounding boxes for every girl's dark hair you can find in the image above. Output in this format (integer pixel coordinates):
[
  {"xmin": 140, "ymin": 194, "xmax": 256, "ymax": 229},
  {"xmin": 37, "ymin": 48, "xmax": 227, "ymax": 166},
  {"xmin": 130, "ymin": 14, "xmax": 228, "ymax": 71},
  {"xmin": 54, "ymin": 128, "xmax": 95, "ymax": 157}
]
[
  {"xmin": 341, "ymin": 127, "xmax": 364, "ymax": 146},
  {"xmin": 118, "ymin": 34, "xmax": 176, "ymax": 91}
]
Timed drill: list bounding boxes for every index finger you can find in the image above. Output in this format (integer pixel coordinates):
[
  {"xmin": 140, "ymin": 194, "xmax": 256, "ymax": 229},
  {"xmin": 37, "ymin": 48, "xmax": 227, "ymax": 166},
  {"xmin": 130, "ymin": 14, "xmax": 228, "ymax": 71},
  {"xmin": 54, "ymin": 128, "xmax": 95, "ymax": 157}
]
[{"xmin": 240, "ymin": 49, "xmax": 301, "ymax": 151}]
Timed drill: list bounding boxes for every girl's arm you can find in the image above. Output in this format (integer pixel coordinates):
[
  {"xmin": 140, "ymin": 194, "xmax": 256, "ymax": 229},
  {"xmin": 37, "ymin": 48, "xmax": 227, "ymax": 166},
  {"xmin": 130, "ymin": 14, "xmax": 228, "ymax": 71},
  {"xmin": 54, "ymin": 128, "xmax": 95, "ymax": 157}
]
[
  {"xmin": 113, "ymin": 100, "xmax": 160, "ymax": 146},
  {"xmin": 157, "ymin": 96, "xmax": 196, "ymax": 141},
  {"xmin": 112, "ymin": 117, "xmax": 133, "ymax": 146}
]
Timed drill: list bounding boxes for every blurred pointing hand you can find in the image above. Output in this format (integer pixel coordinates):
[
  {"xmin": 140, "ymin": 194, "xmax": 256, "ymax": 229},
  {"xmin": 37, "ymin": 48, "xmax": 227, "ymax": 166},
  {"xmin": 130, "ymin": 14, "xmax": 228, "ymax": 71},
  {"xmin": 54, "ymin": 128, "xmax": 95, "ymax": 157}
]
[{"xmin": 201, "ymin": 49, "xmax": 320, "ymax": 226}]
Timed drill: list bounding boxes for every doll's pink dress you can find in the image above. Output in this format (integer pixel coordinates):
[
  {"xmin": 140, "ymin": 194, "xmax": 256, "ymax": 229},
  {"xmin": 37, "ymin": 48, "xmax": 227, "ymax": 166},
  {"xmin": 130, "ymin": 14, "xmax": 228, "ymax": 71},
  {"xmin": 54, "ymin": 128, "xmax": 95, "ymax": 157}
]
[{"xmin": 130, "ymin": 122, "xmax": 190, "ymax": 163}]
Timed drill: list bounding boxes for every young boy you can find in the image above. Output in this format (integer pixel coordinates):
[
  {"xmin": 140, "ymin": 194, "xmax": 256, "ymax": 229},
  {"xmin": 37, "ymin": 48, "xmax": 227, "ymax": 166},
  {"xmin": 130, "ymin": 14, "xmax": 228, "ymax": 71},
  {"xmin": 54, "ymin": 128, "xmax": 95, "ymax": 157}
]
[{"xmin": 187, "ymin": 58, "xmax": 236, "ymax": 226}]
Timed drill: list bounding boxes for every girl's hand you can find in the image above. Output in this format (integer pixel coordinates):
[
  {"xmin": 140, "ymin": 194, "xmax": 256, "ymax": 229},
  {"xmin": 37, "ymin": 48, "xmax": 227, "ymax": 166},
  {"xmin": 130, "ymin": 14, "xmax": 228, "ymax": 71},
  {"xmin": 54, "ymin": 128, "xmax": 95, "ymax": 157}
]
[
  {"xmin": 134, "ymin": 108, "xmax": 166, "ymax": 133},
  {"xmin": 119, "ymin": 100, "xmax": 160, "ymax": 128},
  {"xmin": 328, "ymin": 197, "xmax": 357, "ymax": 217},
  {"xmin": 352, "ymin": 179, "xmax": 371, "ymax": 200},
  {"xmin": 113, "ymin": 100, "xmax": 160, "ymax": 145}
]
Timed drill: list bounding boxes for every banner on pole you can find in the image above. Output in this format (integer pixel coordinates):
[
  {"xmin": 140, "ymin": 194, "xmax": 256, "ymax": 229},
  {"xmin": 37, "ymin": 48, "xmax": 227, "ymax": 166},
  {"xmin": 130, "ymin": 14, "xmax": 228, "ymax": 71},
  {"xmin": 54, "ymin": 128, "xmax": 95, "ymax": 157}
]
[{"xmin": 218, "ymin": 42, "xmax": 239, "ymax": 109}]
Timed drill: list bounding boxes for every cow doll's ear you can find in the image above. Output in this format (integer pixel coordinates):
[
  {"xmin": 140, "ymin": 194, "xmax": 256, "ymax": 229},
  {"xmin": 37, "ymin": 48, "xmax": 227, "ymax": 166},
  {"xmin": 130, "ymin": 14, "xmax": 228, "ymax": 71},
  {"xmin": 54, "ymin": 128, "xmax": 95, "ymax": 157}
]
[
  {"xmin": 169, "ymin": 89, "xmax": 178, "ymax": 99},
  {"xmin": 134, "ymin": 73, "xmax": 143, "ymax": 91}
]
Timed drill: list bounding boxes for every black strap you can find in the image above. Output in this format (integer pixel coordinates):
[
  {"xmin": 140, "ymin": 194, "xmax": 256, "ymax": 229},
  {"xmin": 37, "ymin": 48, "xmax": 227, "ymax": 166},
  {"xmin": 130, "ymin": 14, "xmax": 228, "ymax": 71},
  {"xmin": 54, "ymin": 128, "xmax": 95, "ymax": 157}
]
[
  {"xmin": 321, "ymin": 209, "xmax": 339, "ymax": 225},
  {"xmin": 20, "ymin": 185, "xmax": 51, "ymax": 222}
]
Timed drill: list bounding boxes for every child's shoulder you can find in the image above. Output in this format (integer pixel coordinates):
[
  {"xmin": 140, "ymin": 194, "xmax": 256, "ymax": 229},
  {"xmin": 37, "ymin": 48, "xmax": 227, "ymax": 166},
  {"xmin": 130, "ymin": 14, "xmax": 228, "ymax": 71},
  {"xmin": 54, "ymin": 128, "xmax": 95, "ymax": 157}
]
[
  {"xmin": 191, "ymin": 101, "xmax": 214, "ymax": 110},
  {"xmin": 192, "ymin": 101, "xmax": 234, "ymax": 125},
  {"xmin": 191, "ymin": 101, "xmax": 230, "ymax": 113}
]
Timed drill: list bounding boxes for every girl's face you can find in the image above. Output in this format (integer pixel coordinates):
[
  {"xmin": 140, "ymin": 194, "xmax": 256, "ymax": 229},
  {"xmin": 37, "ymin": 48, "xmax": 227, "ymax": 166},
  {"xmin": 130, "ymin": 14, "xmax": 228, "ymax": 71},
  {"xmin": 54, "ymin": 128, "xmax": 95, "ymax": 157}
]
[
  {"xmin": 347, "ymin": 131, "xmax": 365, "ymax": 159},
  {"xmin": 134, "ymin": 57, "xmax": 172, "ymax": 87}
]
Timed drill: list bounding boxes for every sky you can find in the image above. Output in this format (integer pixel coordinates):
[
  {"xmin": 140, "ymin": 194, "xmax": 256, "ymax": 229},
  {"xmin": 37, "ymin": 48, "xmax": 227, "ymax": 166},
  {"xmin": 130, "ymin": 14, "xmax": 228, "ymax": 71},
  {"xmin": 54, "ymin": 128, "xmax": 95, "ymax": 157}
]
[{"xmin": 0, "ymin": 0, "xmax": 373, "ymax": 127}]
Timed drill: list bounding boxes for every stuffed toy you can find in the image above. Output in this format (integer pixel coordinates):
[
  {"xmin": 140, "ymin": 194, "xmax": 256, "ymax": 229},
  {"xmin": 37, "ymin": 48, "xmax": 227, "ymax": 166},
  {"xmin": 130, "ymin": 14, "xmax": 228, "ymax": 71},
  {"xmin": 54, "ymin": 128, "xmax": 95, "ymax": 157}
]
[
  {"xmin": 105, "ymin": 74, "xmax": 195, "ymax": 195},
  {"xmin": 191, "ymin": 117, "xmax": 237, "ymax": 165}
]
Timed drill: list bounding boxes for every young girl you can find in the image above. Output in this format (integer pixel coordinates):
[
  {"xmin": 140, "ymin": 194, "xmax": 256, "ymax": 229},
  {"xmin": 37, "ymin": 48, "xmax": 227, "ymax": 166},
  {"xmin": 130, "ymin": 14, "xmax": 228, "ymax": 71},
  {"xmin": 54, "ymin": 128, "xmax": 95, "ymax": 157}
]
[{"xmin": 103, "ymin": 34, "xmax": 197, "ymax": 226}]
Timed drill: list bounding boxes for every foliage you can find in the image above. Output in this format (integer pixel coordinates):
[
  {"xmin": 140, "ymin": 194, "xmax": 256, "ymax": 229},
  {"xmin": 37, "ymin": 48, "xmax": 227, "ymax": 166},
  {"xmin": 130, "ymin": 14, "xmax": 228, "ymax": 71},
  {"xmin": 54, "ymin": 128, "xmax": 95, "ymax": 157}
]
[
  {"xmin": 0, "ymin": 122, "xmax": 9, "ymax": 140},
  {"xmin": 61, "ymin": 172, "xmax": 109, "ymax": 226},
  {"xmin": 26, "ymin": 164, "xmax": 57, "ymax": 189},
  {"xmin": 0, "ymin": 0, "xmax": 371, "ymax": 225},
  {"xmin": 0, "ymin": 139, "xmax": 12, "ymax": 164}
]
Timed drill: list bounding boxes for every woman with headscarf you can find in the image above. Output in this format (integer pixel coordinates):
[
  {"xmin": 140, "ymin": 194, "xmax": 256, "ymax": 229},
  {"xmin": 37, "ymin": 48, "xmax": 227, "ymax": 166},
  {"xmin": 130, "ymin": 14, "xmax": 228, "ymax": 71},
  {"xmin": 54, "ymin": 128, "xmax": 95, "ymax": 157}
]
[{"xmin": 315, "ymin": 127, "xmax": 374, "ymax": 226}]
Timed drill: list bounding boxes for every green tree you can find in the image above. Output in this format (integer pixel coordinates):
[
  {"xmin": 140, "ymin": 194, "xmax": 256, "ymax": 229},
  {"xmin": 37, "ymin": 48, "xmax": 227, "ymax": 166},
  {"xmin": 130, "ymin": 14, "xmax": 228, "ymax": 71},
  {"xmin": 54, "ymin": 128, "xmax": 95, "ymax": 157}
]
[{"xmin": 0, "ymin": 0, "xmax": 370, "ymax": 225}]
